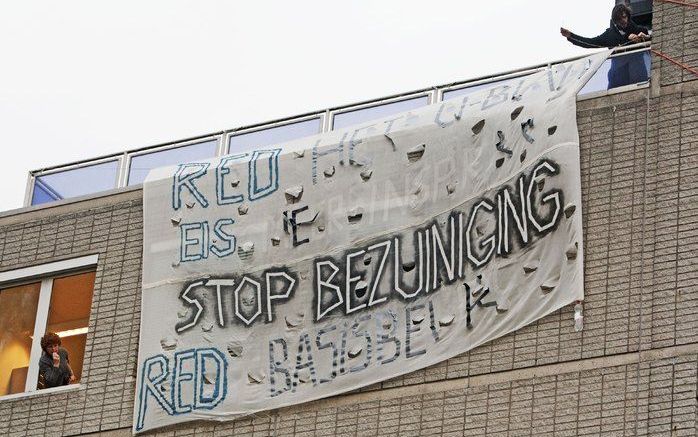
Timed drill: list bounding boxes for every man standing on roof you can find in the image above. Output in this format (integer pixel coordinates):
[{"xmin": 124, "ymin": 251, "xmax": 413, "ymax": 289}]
[{"xmin": 560, "ymin": 4, "xmax": 651, "ymax": 89}]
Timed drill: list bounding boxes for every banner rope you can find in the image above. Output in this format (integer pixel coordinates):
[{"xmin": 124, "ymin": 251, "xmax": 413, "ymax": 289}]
[{"xmin": 651, "ymin": 48, "xmax": 698, "ymax": 77}]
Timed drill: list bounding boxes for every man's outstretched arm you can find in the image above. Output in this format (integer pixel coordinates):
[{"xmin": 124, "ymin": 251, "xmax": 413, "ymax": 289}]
[{"xmin": 561, "ymin": 27, "xmax": 615, "ymax": 48}]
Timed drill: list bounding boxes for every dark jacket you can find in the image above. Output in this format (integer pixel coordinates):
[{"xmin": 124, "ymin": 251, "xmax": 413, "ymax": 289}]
[
  {"xmin": 568, "ymin": 19, "xmax": 650, "ymax": 48},
  {"xmin": 39, "ymin": 347, "xmax": 71, "ymax": 388}
]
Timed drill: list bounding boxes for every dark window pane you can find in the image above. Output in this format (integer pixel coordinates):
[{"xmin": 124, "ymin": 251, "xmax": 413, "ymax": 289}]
[
  {"xmin": 0, "ymin": 282, "xmax": 41, "ymax": 396},
  {"xmin": 228, "ymin": 118, "xmax": 322, "ymax": 154},
  {"xmin": 332, "ymin": 96, "xmax": 429, "ymax": 130},
  {"xmin": 128, "ymin": 140, "xmax": 218, "ymax": 186},
  {"xmin": 579, "ymin": 51, "xmax": 651, "ymax": 95},
  {"xmin": 31, "ymin": 160, "xmax": 119, "ymax": 206}
]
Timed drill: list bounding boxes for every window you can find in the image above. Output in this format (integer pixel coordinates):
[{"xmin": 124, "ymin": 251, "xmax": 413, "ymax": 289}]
[
  {"xmin": 227, "ymin": 118, "xmax": 322, "ymax": 154},
  {"xmin": 442, "ymin": 77, "xmax": 521, "ymax": 101},
  {"xmin": 332, "ymin": 96, "xmax": 429, "ymax": 130},
  {"xmin": 127, "ymin": 139, "xmax": 219, "ymax": 186},
  {"xmin": 578, "ymin": 50, "xmax": 651, "ymax": 96},
  {"xmin": 31, "ymin": 160, "xmax": 120, "ymax": 206},
  {"xmin": 0, "ymin": 255, "xmax": 97, "ymax": 398}
]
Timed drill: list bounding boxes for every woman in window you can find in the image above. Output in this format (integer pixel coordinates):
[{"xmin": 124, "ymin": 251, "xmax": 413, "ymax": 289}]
[{"xmin": 39, "ymin": 332, "xmax": 75, "ymax": 388}]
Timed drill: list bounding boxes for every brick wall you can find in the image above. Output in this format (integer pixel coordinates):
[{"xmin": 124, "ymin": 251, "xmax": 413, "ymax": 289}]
[
  {"xmin": 651, "ymin": 0, "xmax": 697, "ymax": 86},
  {"xmin": 0, "ymin": 193, "xmax": 144, "ymax": 436}
]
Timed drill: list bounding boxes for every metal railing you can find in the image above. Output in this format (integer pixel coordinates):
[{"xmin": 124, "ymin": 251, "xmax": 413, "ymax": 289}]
[{"xmin": 25, "ymin": 42, "xmax": 651, "ymax": 208}]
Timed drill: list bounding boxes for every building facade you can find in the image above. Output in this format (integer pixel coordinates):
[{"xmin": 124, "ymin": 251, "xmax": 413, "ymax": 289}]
[{"xmin": 0, "ymin": 3, "xmax": 696, "ymax": 436}]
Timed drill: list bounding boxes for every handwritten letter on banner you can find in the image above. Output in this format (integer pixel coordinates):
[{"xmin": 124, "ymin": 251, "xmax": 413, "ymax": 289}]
[{"xmin": 134, "ymin": 51, "xmax": 609, "ymax": 432}]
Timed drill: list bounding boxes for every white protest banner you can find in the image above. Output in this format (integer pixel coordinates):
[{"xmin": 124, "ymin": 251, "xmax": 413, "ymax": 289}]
[{"xmin": 134, "ymin": 51, "xmax": 609, "ymax": 433}]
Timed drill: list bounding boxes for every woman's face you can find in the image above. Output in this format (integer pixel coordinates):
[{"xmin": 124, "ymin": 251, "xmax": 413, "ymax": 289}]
[
  {"xmin": 46, "ymin": 343, "xmax": 60, "ymax": 355},
  {"xmin": 618, "ymin": 12, "xmax": 629, "ymax": 29}
]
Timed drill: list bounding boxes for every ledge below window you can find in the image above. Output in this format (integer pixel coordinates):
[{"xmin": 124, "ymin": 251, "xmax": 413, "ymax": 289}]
[
  {"xmin": 0, "ymin": 383, "xmax": 82, "ymax": 402},
  {"xmin": 577, "ymin": 81, "xmax": 650, "ymax": 101}
]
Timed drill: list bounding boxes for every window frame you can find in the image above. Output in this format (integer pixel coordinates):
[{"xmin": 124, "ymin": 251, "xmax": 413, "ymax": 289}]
[
  {"xmin": 124, "ymin": 135, "xmax": 222, "ymax": 186},
  {"xmin": 576, "ymin": 46, "xmax": 651, "ymax": 100},
  {"xmin": 0, "ymin": 254, "xmax": 98, "ymax": 401},
  {"xmin": 437, "ymin": 70, "xmax": 538, "ymax": 102},
  {"xmin": 27, "ymin": 155, "xmax": 123, "ymax": 208},
  {"xmin": 223, "ymin": 113, "xmax": 325, "ymax": 156},
  {"xmin": 329, "ymin": 92, "xmax": 433, "ymax": 131}
]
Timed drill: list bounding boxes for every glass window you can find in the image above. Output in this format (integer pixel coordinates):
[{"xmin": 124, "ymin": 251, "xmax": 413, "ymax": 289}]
[
  {"xmin": 579, "ymin": 51, "xmax": 651, "ymax": 95},
  {"xmin": 228, "ymin": 118, "xmax": 322, "ymax": 154},
  {"xmin": 442, "ymin": 78, "xmax": 517, "ymax": 101},
  {"xmin": 332, "ymin": 96, "xmax": 429, "ymax": 130},
  {"xmin": 0, "ymin": 259, "xmax": 96, "ymax": 398},
  {"xmin": 128, "ymin": 139, "xmax": 218, "ymax": 186},
  {"xmin": 31, "ymin": 160, "xmax": 119, "ymax": 206},
  {"xmin": 44, "ymin": 272, "xmax": 95, "ymax": 386},
  {"xmin": 0, "ymin": 282, "xmax": 41, "ymax": 396}
]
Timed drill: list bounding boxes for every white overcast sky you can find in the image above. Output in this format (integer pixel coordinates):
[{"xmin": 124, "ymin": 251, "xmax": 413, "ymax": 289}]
[{"xmin": 0, "ymin": 1, "xmax": 614, "ymax": 211}]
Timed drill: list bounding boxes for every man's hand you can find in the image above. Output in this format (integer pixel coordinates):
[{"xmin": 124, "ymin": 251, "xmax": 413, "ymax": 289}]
[
  {"xmin": 52, "ymin": 352, "xmax": 60, "ymax": 367},
  {"xmin": 628, "ymin": 33, "xmax": 641, "ymax": 43},
  {"xmin": 560, "ymin": 27, "xmax": 571, "ymax": 38},
  {"xmin": 69, "ymin": 374, "xmax": 76, "ymax": 383}
]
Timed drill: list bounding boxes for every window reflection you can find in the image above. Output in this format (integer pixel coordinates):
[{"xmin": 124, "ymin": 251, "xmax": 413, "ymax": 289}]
[
  {"xmin": 0, "ymin": 282, "xmax": 41, "ymax": 395},
  {"xmin": 228, "ymin": 118, "xmax": 322, "ymax": 154},
  {"xmin": 579, "ymin": 51, "xmax": 651, "ymax": 95},
  {"xmin": 31, "ymin": 160, "xmax": 119, "ymax": 206},
  {"xmin": 127, "ymin": 140, "xmax": 218, "ymax": 186},
  {"xmin": 332, "ymin": 96, "xmax": 429, "ymax": 130}
]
